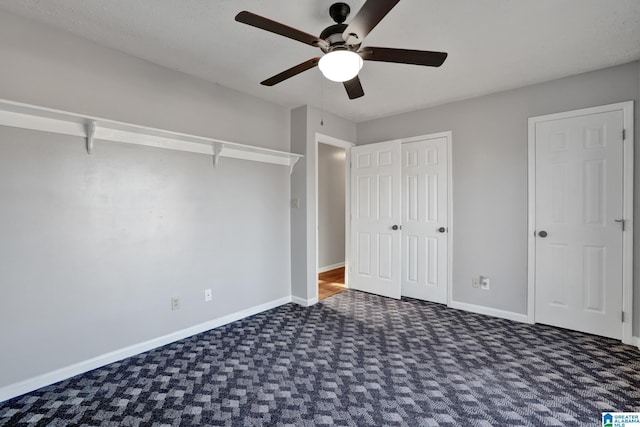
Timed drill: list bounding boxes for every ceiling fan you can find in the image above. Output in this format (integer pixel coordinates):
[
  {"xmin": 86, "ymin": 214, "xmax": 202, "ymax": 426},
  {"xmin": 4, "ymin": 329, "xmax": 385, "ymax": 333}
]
[{"xmin": 235, "ymin": 0, "xmax": 448, "ymax": 100}]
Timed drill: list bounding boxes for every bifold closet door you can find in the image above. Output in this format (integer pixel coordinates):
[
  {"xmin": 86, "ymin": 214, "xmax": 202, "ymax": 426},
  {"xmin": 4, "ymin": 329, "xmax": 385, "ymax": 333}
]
[
  {"xmin": 349, "ymin": 140, "xmax": 402, "ymax": 299},
  {"xmin": 401, "ymin": 137, "xmax": 449, "ymax": 304}
]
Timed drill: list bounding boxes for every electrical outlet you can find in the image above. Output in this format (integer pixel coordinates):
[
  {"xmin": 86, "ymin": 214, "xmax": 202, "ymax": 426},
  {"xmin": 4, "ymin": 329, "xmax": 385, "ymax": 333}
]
[
  {"xmin": 204, "ymin": 289, "xmax": 212, "ymax": 302},
  {"xmin": 472, "ymin": 277, "xmax": 480, "ymax": 288},
  {"xmin": 479, "ymin": 276, "xmax": 490, "ymax": 290},
  {"xmin": 171, "ymin": 297, "xmax": 180, "ymax": 311}
]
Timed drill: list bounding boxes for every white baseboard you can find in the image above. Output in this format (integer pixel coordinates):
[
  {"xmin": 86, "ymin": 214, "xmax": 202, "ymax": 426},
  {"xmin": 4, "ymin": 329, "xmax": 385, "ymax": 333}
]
[
  {"xmin": 0, "ymin": 295, "xmax": 292, "ymax": 403},
  {"xmin": 291, "ymin": 296, "xmax": 319, "ymax": 307},
  {"xmin": 318, "ymin": 262, "xmax": 345, "ymax": 274},
  {"xmin": 632, "ymin": 336, "xmax": 640, "ymax": 350},
  {"xmin": 449, "ymin": 300, "xmax": 530, "ymax": 324}
]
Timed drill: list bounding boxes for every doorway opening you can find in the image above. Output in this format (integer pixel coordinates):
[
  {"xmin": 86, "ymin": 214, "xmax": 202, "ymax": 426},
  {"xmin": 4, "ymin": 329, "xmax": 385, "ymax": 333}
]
[{"xmin": 316, "ymin": 135, "xmax": 354, "ymax": 301}]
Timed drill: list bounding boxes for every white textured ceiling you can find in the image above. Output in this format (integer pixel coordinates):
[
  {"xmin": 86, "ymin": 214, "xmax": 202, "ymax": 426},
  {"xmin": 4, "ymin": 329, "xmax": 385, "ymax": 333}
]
[{"xmin": 1, "ymin": 0, "xmax": 639, "ymax": 122}]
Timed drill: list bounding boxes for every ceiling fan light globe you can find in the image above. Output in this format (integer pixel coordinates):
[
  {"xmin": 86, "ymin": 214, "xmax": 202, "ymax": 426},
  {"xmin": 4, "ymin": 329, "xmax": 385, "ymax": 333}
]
[{"xmin": 318, "ymin": 51, "xmax": 363, "ymax": 82}]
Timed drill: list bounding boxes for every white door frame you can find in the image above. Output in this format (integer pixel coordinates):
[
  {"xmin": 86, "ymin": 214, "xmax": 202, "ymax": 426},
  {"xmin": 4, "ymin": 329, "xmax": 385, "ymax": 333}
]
[
  {"xmin": 527, "ymin": 101, "xmax": 634, "ymax": 345},
  {"xmin": 401, "ymin": 131, "xmax": 454, "ymax": 306},
  {"xmin": 314, "ymin": 133, "xmax": 355, "ymax": 302}
]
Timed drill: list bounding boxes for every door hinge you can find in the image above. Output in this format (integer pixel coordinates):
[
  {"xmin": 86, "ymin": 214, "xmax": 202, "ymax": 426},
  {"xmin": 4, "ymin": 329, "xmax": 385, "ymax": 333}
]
[
  {"xmin": 622, "ymin": 129, "xmax": 626, "ymax": 141},
  {"xmin": 622, "ymin": 311, "xmax": 625, "ymax": 322}
]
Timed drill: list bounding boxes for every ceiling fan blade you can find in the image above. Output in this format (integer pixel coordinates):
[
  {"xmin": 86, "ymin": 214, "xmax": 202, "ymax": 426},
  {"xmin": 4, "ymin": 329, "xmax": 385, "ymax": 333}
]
[
  {"xmin": 343, "ymin": 76, "xmax": 365, "ymax": 99},
  {"xmin": 261, "ymin": 58, "xmax": 320, "ymax": 86},
  {"xmin": 359, "ymin": 47, "xmax": 448, "ymax": 67},
  {"xmin": 342, "ymin": 0, "xmax": 400, "ymax": 44},
  {"xmin": 236, "ymin": 11, "xmax": 328, "ymax": 49}
]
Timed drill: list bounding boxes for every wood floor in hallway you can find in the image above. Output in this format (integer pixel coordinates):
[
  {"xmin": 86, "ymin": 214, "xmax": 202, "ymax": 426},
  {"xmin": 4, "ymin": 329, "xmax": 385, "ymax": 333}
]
[{"xmin": 318, "ymin": 267, "xmax": 347, "ymax": 301}]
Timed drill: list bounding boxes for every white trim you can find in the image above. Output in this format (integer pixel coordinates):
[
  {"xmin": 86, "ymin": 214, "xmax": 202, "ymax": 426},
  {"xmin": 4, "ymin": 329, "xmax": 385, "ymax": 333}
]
[
  {"xmin": 527, "ymin": 119, "xmax": 537, "ymax": 325},
  {"xmin": 400, "ymin": 131, "xmax": 454, "ymax": 306},
  {"xmin": 528, "ymin": 102, "xmax": 632, "ymax": 123},
  {"xmin": 401, "ymin": 130, "xmax": 452, "ymax": 144},
  {"xmin": 527, "ymin": 100, "xmax": 634, "ymax": 344},
  {"xmin": 0, "ymin": 98, "xmax": 302, "ymax": 170},
  {"xmin": 315, "ymin": 134, "xmax": 355, "ymax": 150},
  {"xmin": 314, "ymin": 133, "xmax": 355, "ymax": 302},
  {"xmin": 450, "ymin": 300, "xmax": 530, "ymax": 324},
  {"xmin": 318, "ymin": 262, "xmax": 346, "ymax": 274},
  {"xmin": 632, "ymin": 336, "xmax": 640, "ymax": 350},
  {"xmin": 621, "ymin": 103, "xmax": 634, "ymax": 345},
  {"xmin": 620, "ymin": 101, "xmax": 635, "ymax": 344},
  {"xmin": 447, "ymin": 134, "xmax": 453, "ymax": 308},
  {"xmin": 0, "ymin": 296, "xmax": 292, "ymax": 403},
  {"xmin": 291, "ymin": 296, "xmax": 319, "ymax": 307}
]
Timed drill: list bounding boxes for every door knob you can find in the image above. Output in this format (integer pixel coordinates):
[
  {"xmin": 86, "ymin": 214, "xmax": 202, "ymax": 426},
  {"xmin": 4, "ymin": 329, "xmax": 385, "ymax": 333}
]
[
  {"xmin": 392, "ymin": 225, "xmax": 401, "ymax": 230},
  {"xmin": 438, "ymin": 227, "xmax": 446, "ymax": 233},
  {"xmin": 538, "ymin": 230, "xmax": 548, "ymax": 238}
]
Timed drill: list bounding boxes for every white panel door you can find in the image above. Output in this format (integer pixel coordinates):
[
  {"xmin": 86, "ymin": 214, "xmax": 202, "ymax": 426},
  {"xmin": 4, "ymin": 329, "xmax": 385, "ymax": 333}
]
[
  {"xmin": 535, "ymin": 110, "xmax": 624, "ymax": 339},
  {"xmin": 350, "ymin": 140, "xmax": 402, "ymax": 299},
  {"xmin": 401, "ymin": 137, "xmax": 448, "ymax": 303}
]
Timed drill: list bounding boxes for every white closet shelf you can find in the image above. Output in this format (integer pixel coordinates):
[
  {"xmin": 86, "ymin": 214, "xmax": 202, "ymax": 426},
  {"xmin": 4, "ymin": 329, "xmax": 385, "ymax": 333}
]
[{"xmin": 0, "ymin": 99, "xmax": 302, "ymax": 173}]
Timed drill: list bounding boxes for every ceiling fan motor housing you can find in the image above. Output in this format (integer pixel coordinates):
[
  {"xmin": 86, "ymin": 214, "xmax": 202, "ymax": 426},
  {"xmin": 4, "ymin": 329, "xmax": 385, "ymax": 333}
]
[
  {"xmin": 321, "ymin": 3, "xmax": 360, "ymax": 53},
  {"xmin": 320, "ymin": 24, "xmax": 349, "ymax": 52}
]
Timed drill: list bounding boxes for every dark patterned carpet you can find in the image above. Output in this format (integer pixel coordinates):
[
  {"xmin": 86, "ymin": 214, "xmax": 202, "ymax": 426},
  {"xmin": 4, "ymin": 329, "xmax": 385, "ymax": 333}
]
[{"xmin": 1, "ymin": 290, "xmax": 639, "ymax": 426}]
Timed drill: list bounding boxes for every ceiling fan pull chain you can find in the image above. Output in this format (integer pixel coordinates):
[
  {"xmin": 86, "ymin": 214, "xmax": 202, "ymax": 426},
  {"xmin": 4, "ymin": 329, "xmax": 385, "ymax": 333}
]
[{"xmin": 320, "ymin": 75, "xmax": 325, "ymax": 126}]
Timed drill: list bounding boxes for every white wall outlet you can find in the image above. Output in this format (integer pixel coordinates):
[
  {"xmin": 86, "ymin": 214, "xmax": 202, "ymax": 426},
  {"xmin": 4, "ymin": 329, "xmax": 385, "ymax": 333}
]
[
  {"xmin": 204, "ymin": 289, "xmax": 212, "ymax": 302},
  {"xmin": 171, "ymin": 297, "xmax": 180, "ymax": 311},
  {"xmin": 479, "ymin": 276, "xmax": 490, "ymax": 290},
  {"xmin": 472, "ymin": 277, "xmax": 480, "ymax": 288}
]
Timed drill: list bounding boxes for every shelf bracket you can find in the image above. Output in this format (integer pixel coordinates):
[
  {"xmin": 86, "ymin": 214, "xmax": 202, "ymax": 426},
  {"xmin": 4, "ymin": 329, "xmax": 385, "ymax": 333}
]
[
  {"xmin": 289, "ymin": 156, "xmax": 300, "ymax": 175},
  {"xmin": 212, "ymin": 142, "xmax": 223, "ymax": 167},
  {"xmin": 86, "ymin": 120, "xmax": 97, "ymax": 154}
]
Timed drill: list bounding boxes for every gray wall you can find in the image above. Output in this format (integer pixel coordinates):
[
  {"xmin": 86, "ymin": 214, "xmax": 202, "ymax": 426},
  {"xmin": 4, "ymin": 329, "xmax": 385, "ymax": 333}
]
[
  {"xmin": 358, "ymin": 62, "xmax": 640, "ymax": 334},
  {"xmin": 0, "ymin": 11, "xmax": 292, "ymax": 388},
  {"xmin": 290, "ymin": 105, "xmax": 356, "ymax": 302},
  {"xmin": 290, "ymin": 106, "xmax": 308, "ymax": 302},
  {"xmin": 318, "ymin": 143, "xmax": 346, "ymax": 269}
]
